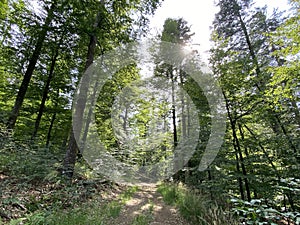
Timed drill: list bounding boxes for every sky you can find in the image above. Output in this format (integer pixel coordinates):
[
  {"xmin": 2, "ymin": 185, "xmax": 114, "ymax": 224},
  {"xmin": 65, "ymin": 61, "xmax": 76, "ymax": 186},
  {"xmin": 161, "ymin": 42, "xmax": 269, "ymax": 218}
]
[{"xmin": 148, "ymin": 0, "xmax": 290, "ymax": 63}]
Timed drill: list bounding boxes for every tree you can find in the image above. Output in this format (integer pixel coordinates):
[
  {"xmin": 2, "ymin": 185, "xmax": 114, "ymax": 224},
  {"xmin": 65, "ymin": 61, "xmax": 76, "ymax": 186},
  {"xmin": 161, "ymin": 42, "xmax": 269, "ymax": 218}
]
[
  {"xmin": 210, "ymin": 0, "xmax": 299, "ymax": 210},
  {"xmin": 155, "ymin": 18, "xmax": 203, "ymax": 181},
  {"xmin": 62, "ymin": 0, "xmax": 163, "ymax": 178},
  {"xmin": 7, "ymin": 0, "xmax": 57, "ymax": 129}
]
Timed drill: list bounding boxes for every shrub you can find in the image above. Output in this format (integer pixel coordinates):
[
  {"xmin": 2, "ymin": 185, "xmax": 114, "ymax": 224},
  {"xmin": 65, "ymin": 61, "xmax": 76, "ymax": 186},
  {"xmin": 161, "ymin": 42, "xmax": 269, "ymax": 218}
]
[{"xmin": 157, "ymin": 183, "xmax": 239, "ymax": 225}]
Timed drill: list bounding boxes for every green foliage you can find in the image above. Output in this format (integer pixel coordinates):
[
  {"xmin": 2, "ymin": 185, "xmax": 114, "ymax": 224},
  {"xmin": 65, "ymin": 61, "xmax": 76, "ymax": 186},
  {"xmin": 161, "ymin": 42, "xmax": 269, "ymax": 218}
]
[
  {"xmin": 157, "ymin": 183, "xmax": 239, "ymax": 225},
  {"xmin": 45, "ymin": 205, "xmax": 106, "ymax": 225},
  {"xmin": 119, "ymin": 185, "xmax": 139, "ymax": 202},
  {"xmin": 0, "ymin": 124, "xmax": 61, "ymax": 182},
  {"xmin": 105, "ymin": 200, "xmax": 122, "ymax": 218},
  {"xmin": 132, "ymin": 199, "xmax": 154, "ymax": 225},
  {"xmin": 157, "ymin": 183, "xmax": 177, "ymax": 205},
  {"xmin": 43, "ymin": 185, "xmax": 138, "ymax": 225},
  {"xmin": 231, "ymin": 198, "xmax": 300, "ymax": 224},
  {"xmin": 209, "ymin": 0, "xmax": 299, "ymax": 220},
  {"xmin": 1, "ymin": 0, "xmax": 300, "ymax": 224},
  {"xmin": 132, "ymin": 213, "xmax": 153, "ymax": 225}
]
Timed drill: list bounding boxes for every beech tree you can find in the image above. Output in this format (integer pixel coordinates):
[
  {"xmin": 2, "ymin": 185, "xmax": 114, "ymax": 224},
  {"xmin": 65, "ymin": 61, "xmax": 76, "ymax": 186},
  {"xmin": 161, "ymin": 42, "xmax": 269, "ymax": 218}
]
[
  {"xmin": 62, "ymin": 0, "xmax": 163, "ymax": 178},
  {"xmin": 7, "ymin": 0, "xmax": 57, "ymax": 129},
  {"xmin": 210, "ymin": 0, "xmax": 299, "ymax": 210}
]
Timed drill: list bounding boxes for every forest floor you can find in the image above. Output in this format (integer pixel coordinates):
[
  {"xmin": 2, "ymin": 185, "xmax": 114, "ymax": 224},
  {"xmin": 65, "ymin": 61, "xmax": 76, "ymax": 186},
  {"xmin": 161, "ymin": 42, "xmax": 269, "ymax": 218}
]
[
  {"xmin": 0, "ymin": 170, "xmax": 190, "ymax": 225},
  {"xmin": 108, "ymin": 183, "xmax": 190, "ymax": 225}
]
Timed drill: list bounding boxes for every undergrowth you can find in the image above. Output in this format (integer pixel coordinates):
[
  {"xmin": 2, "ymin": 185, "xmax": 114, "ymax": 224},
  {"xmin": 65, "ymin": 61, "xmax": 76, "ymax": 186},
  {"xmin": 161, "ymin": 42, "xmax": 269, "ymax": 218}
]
[
  {"xmin": 132, "ymin": 199, "xmax": 154, "ymax": 225},
  {"xmin": 157, "ymin": 182, "xmax": 239, "ymax": 225},
  {"xmin": 0, "ymin": 124, "xmax": 139, "ymax": 225}
]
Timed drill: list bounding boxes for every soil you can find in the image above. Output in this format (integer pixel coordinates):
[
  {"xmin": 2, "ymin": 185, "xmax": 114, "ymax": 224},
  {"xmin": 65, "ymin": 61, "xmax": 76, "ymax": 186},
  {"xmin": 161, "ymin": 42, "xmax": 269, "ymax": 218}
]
[{"xmin": 108, "ymin": 183, "xmax": 191, "ymax": 225}]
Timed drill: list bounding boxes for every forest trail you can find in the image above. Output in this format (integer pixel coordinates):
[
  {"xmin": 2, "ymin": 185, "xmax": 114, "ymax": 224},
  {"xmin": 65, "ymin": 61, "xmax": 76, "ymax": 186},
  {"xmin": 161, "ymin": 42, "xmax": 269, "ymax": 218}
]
[{"xmin": 108, "ymin": 184, "xmax": 190, "ymax": 225}]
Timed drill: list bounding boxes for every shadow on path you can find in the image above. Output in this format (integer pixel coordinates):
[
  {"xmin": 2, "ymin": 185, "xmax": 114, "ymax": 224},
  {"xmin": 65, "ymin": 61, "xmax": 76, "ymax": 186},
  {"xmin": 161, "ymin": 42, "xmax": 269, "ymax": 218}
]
[{"xmin": 108, "ymin": 184, "xmax": 190, "ymax": 225}]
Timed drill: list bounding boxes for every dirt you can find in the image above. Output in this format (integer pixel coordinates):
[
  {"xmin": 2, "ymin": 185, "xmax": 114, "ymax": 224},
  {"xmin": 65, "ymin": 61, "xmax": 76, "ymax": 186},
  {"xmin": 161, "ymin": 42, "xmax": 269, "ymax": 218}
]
[{"xmin": 108, "ymin": 183, "xmax": 191, "ymax": 225}]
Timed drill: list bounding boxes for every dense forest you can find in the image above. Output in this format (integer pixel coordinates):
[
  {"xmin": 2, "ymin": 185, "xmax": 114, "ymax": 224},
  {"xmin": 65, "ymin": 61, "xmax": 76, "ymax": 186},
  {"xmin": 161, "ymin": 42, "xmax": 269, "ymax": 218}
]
[{"xmin": 0, "ymin": 0, "xmax": 299, "ymax": 224}]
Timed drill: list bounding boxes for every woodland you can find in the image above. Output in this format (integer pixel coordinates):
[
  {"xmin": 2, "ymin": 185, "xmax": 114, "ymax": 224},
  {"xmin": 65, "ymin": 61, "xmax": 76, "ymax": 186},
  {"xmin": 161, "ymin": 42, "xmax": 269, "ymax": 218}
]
[{"xmin": 0, "ymin": 0, "xmax": 299, "ymax": 224}]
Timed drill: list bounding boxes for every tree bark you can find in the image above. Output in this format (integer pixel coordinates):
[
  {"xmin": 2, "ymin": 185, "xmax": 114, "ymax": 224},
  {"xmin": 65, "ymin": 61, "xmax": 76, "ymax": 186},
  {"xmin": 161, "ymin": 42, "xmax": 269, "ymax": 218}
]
[
  {"xmin": 179, "ymin": 70, "xmax": 186, "ymax": 138},
  {"xmin": 46, "ymin": 112, "xmax": 56, "ymax": 148},
  {"xmin": 171, "ymin": 70, "xmax": 178, "ymax": 147},
  {"xmin": 62, "ymin": 10, "xmax": 103, "ymax": 178},
  {"xmin": 7, "ymin": 1, "xmax": 56, "ymax": 130},
  {"xmin": 238, "ymin": 124, "xmax": 251, "ymax": 201},
  {"xmin": 32, "ymin": 47, "xmax": 59, "ymax": 139},
  {"xmin": 223, "ymin": 91, "xmax": 245, "ymax": 200},
  {"xmin": 234, "ymin": 0, "xmax": 298, "ymax": 162}
]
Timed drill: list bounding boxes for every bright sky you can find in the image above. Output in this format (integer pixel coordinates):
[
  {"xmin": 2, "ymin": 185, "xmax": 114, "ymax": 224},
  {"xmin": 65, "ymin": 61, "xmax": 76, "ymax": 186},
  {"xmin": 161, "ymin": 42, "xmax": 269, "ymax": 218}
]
[{"xmin": 148, "ymin": 0, "xmax": 290, "ymax": 63}]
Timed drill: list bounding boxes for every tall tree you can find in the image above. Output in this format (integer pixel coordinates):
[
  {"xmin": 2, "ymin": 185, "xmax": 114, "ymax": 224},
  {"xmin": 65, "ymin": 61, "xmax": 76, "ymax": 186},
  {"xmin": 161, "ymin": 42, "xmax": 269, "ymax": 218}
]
[
  {"xmin": 62, "ymin": 0, "xmax": 163, "ymax": 178},
  {"xmin": 210, "ymin": 0, "xmax": 298, "ymax": 209},
  {"xmin": 155, "ymin": 18, "xmax": 196, "ymax": 180},
  {"xmin": 7, "ymin": 0, "xmax": 57, "ymax": 129}
]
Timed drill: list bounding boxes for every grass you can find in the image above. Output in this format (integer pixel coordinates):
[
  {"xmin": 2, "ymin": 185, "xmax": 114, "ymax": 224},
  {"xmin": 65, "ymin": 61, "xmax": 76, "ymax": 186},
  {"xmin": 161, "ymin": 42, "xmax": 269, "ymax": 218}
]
[
  {"xmin": 132, "ymin": 214, "xmax": 152, "ymax": 225},
  {"xmin": 157, "ymin": 183, "xmax": 239, "ymax": 225},
  {"xmin": 0, "ymin": 124, "xmax": 141, "ymax": 225},
  {"xmin": 119, "ymin": 185, "xmax": 139, "ymax": 203},
  {"xmin": 44, "ymin": 200, "xmax": 119, "ymax": 225},
  {"xmin": 6, "ymin": 195, "xmax": 120, "ymax": 225},
  {"xmin": 44, "ymin": 185, "xmax": 139, "ymax": 225},
  {"xmin": 132, "ymin": 200, "xmax": 154, "ymax": 225}
]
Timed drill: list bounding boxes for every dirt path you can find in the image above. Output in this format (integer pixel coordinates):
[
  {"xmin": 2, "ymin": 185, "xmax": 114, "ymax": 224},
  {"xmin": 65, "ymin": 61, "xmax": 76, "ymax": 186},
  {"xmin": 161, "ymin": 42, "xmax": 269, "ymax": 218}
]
[{"xmin": 108, "ymin": 184, "xmax": 190, "ymax": 225}]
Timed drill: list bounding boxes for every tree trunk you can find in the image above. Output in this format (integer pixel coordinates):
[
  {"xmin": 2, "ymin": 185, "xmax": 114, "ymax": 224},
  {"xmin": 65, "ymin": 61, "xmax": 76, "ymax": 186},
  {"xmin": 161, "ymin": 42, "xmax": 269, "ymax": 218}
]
[
  {"xmin": 7, "ymin": 1, "xmax": 56, "ymax": 130},
  {"xmin": 234, "ymin": 0, "xmax": 299, "ymax": 162},
  {"xmin": 62, "ymin": 10, "xmax": 103, "ymax": 178},
  {"xmin": 238, "ymin": 124, "xmax": 251, "ymax": 201},
  {"xmin": 171, "ymin": 69, "xmax": 180, "ymax": 181},
  {"xmin": 179, "ymin": 70, "xmax": 186, "ymax": 138},
  {"xmin": 46, "ymin": 112, "xmax": 56, "ymax": 148},
  {"xmin": 187, "ymin": 97, "xmax": 191, "ymax": 136},
  {"xmin": 81, "ymin": 79, "xmax": 101, "ymax": 152},
  {"xmin": 291, "ymin": 98, "xmax": 300, "ymax": 129},
  {"xmin": 223, "ymin": 91, "xmax": 245, "ymax": 200},
  {"xmin": 244, "ymin": 124, "xmax": 295, "ymax": 210},
  {"xmin": 32, "ymin": 47, "xmax": 59, "ymax": 139},
  {"xmin": 171, "ymin": 70, "xmax": 178, "ymax": 147}
]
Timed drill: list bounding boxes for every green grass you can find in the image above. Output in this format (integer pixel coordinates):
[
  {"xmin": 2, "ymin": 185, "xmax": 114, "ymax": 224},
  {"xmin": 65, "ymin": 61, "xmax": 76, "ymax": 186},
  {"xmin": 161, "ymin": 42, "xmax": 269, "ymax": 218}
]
[
  {"xmin": 105, "ymin": 200, "xmax": 122, "ymax": 218},
  {"xmin": 44, "ymin": 186, "xmax": 138, "ymax": 225},
  {"xmin": 132, "ymin": 214, "xmax": 152, "ymax": 225},
  {"xmin": 119, "ymin": 185, "xmax": 139, "ymax": 203},
  {"xmin": 40, "ymin": 185, "xmax": 139, "ymax": 225},
  {"xmin": 46, "ymin": 204, "xmax": 105, "ymax": 225},
  {"xmin": 157, "ymin": 183, "xmax": 239, "ymax": 225},
  {"xmin": 131, "ymin": 199, "xmax": 154, "ymax": 225},
  {"xmin": 2, "ymin": 178, "xmax": 139, "ymax": 225},
  {"xmin": 157, "ymin": 184, "xmax": 177, "ymax": 205}
]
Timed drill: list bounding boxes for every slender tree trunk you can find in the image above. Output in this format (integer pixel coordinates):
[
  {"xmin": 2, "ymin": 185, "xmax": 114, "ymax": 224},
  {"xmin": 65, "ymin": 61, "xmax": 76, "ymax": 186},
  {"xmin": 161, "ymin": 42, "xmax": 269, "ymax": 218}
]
[
  {"xmin": 7, "ymin": 1, "xmax": 56, "ymax": 129},
  {"xmin": 60, "ymin": 131, "xmax": 69, "ymax": 151},
  {"xmin": 238, "ymin": 124, "xmax": 251, "ymax": 201},
  {"xmin": 235, "ymin": 150, "xmax": 245, "ymax": 200},
  {"xmin": 62, "ymin": 10, "xmax": 103, "ymax": 178},
  {"xmin": 46, "ymin": 112, "xmax": 56, "ymax": 148},
  {"xmin": 244, "ymin": 124, "xmax": 295, "ymax": 210},
  {"xmin": 291, "ymin": 99, "xmax": 300, "ymax": 128},
  {"xmin": 169, "ymin": 68, "xmax": 180, "ymax": 181},
  {"xmin": 32, "ymin": 47, "xmax": 59, "ymax": 139},
  {"xmin": 223, "ymin": 91, "xmax": 245, "ymax": 200},
  {"xmin": 179, "ymin": 70, "xmax": 186, "ymax": 138},
  {"xmin": 187, "ymin": 97, "xmax": 191, "ymax": 136},
  {"xmin": 171, "ymin": 70, "xmax": 178, "ymax": 147},
  {"xmin": 207, "ymin": 168, "xmax": 214, "ymax": 200},
  {"xmin": 45, "ymin": 88, "xmax": 59, "ymax": 148},
  {"xmin": 81, "ymin": 79, "xmax": 101, "ymax": 152},
  {"xmin": 234, "ymin": 0, "xmax": 299, "ymax": 162}
]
